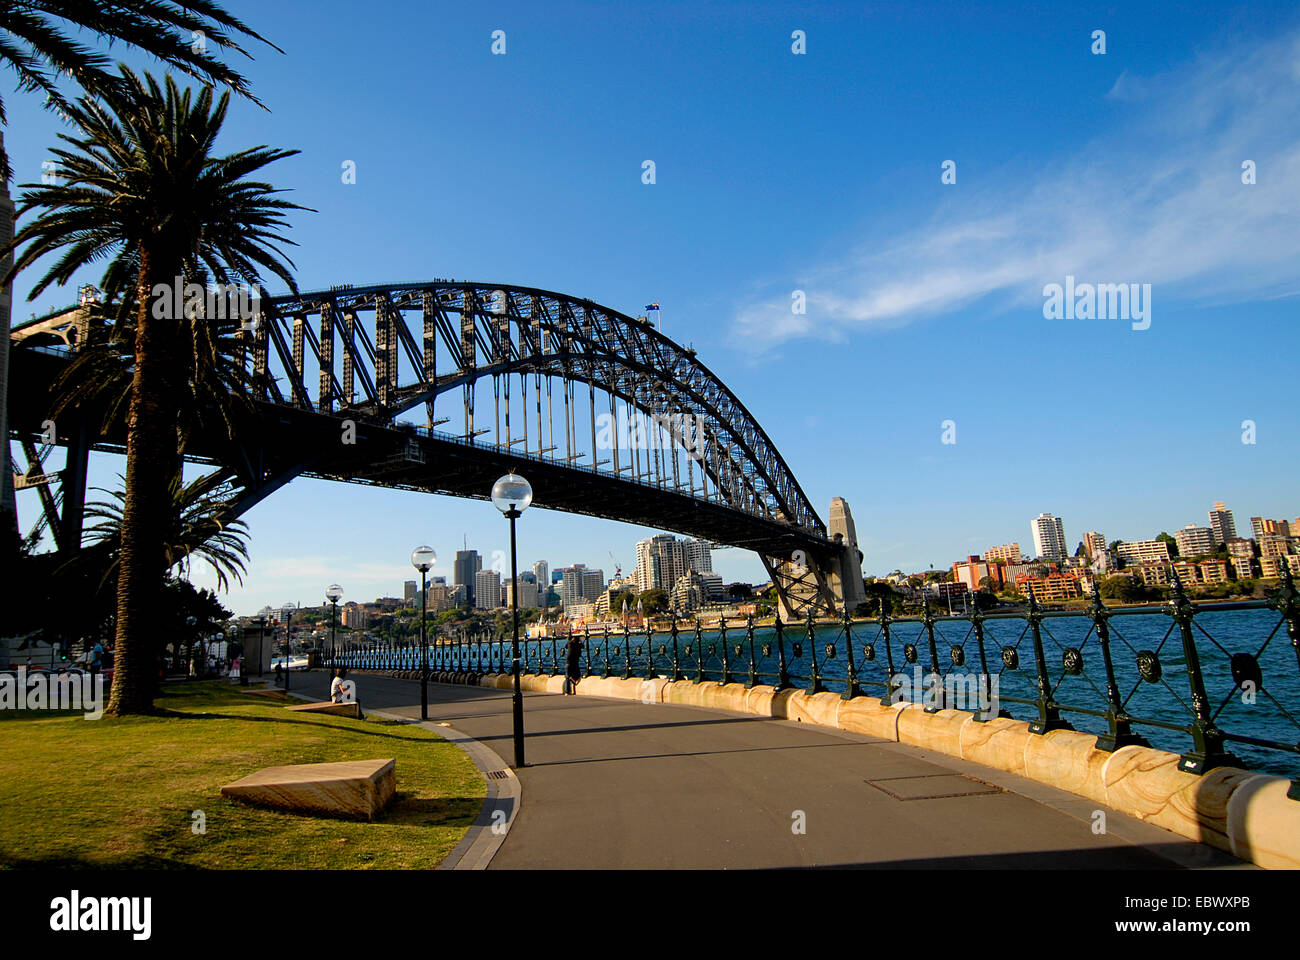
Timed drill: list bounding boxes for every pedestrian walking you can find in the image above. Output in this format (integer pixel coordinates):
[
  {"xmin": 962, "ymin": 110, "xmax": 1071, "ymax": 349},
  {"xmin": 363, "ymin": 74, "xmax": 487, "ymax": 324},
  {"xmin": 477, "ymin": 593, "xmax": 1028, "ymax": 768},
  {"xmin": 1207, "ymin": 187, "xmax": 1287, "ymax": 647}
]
[
  {"xmin": 88, "ymin": 641, "xmax": 103, "ymax": 684},
  {"xmin": 563, "ymin": 635, "xmax": 584, "ymax": 695}
]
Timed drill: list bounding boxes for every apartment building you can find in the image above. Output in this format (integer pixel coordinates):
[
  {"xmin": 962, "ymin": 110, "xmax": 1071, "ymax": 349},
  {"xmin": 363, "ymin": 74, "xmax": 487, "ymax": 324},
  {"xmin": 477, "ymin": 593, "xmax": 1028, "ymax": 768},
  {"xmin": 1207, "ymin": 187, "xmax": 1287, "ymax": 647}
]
[
  {"xmin": 1116, "ymin": 540, "xmax": 1172, "ymax": 566},
  {"xmin": 1208, "ymin": 502, "xmax": 1237, "ymax": 545},
  {"xmin": 985, "ymin": 543, "xmax": 1023, "ymax": 564},
  {"xmin": 1032, "ymin": 513, "xmax": 1068, "ymax": 561},
  {"xmin": 1174, "ymin": 525, "xmax": 1215, "ymax": 559}
]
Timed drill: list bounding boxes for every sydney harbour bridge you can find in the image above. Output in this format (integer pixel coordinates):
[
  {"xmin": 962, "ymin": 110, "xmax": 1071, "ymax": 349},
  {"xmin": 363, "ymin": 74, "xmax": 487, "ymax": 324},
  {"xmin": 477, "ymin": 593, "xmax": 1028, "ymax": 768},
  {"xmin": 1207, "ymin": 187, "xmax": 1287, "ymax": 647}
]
[{"xmin": 8, "ymin": 281, "xmax": 865, "ymax": 618}]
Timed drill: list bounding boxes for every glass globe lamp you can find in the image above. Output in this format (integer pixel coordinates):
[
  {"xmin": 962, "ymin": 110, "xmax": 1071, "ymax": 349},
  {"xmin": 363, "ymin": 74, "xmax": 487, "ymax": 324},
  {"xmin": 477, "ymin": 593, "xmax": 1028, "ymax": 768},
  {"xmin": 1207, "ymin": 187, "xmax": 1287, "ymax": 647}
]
[{"xmin": 491, "ymin": 472, "xmax": 533, "ymax": 515}]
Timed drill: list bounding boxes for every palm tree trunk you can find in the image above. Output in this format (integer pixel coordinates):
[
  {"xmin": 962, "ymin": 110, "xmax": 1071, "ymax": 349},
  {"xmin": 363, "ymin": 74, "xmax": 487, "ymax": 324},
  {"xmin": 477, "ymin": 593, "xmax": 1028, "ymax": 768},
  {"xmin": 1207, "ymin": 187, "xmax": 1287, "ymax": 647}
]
[{"xmin": 106, "ymin": 246, "xmax": 179, "ymax": 716}]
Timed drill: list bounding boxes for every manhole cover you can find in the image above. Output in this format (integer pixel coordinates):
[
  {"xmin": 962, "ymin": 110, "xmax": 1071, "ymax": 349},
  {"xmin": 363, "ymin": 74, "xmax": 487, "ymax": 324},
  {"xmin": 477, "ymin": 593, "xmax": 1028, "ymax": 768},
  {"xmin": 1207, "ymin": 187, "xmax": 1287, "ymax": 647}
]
[{"xmin": 865, "ymin": 774, "xmax": 1001, "ymax": 801}]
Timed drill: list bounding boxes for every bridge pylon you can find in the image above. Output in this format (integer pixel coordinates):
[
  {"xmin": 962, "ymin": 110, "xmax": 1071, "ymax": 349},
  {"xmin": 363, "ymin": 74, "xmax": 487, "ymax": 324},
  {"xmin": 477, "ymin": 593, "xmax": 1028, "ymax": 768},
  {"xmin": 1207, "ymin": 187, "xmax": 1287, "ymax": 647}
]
[{"xmin": 763, "ymin": 497, "xmax": 866, "ymax": 620}]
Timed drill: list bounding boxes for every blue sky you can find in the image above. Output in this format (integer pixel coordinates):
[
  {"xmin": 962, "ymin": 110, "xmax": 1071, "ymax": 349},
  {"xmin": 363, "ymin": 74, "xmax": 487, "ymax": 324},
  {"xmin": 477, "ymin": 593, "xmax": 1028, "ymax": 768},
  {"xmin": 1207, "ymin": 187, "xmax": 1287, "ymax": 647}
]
[{"xmin": 8, "ymin": 1, "xmax": 1300, "ymax": 614}]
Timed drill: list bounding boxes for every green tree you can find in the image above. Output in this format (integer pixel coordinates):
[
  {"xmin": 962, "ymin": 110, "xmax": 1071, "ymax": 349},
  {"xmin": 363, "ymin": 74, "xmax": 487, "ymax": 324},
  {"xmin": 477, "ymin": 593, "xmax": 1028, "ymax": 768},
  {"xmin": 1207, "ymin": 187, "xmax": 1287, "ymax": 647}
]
[
  {"xmin": 1156, "ymin": 532, "xmax": 1179, "ymax": 558},
  {"xmin": 6, "ymin": 70, "xmax": 305, "ymax": 715},
  {"xmin": 0, "ymin": 0, "xmax": 277, "ymax": 615},
  {"xmin": 639, "ymin": 588, "xmax": 668, "ymax": 615}
]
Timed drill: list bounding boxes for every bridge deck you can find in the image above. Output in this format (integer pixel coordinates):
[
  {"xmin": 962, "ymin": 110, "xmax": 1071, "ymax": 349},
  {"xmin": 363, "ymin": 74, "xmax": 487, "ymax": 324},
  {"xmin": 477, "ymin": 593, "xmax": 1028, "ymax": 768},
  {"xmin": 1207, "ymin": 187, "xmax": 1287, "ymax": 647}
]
[{"xmin": 294, "ymin": 673, "xmax": 1247, "ymax": 869}]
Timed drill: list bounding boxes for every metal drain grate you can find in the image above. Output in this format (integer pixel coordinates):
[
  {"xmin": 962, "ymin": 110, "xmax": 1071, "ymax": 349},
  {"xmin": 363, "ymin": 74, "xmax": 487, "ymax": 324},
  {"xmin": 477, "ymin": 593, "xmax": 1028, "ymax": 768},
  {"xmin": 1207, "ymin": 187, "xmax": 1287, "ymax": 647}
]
[
  {"xmin": 485, "ymin": 770, "xmax": 510, "ymax": 780},
  {"xmin": 865, "ymin": 773, "xmax": 1002, "ymax": 801}
]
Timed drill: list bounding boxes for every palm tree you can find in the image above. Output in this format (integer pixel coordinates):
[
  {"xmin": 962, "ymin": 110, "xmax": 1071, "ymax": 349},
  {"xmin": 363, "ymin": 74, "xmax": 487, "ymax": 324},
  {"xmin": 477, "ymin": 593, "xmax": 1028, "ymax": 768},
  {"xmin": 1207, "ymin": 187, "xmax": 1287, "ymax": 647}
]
[
  {"xmin": 0, "ymin": 1, "xmax": 277, "ymax": 181},
  {"xmin": 82, "ymin": 472, "xmax": 252, "ymax": 592},
  {"xmin": 48, "ymin": 271, "xmax": 257, "ymax": 453},
  {"xmin": 0, "ymin": 3, "xmax": 277, "ymax": 572},
  {"xmin": 4, "ymin": 67, "xmax": 306, "ymax": 715}
]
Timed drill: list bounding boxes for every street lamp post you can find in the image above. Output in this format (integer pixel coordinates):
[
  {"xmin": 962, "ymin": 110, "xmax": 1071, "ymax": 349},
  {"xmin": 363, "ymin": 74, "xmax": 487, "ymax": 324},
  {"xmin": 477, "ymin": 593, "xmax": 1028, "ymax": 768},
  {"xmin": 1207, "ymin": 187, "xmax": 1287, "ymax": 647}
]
[
  {"xmin": 281, "ymin": 602, "xmax": 295, "ymax": 694},
  {"xmin": 326, "ymin": 584, "xmax": 344, "ymax": 673},
  {"xmin": 492, "ymin": 470, "xmax": 533, "ymax": 768},
  {"xmin": 411, "ymin": 546, "xmax": 437, "ymax": 721}
]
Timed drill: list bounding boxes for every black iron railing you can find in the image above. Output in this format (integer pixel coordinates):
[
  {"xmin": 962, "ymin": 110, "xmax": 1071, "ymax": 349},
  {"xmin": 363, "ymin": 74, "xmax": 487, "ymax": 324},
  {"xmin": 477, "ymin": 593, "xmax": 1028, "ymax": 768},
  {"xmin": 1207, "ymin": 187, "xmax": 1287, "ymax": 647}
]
[{"xmin": 331, "ymin": 568, "xmax": 1300, "ymax": 789}]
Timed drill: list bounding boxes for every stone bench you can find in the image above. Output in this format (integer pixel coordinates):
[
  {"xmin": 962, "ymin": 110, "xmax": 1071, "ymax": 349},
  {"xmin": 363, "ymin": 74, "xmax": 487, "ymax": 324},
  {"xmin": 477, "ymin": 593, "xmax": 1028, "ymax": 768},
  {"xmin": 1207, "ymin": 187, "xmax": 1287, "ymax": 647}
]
[
  {"xmin": 288, "ymin": 700, "xmax": 361, "ymax": 718},
  {"xmin": 221, "ymin": 758, "xmax": 396, "ymax": 820}
]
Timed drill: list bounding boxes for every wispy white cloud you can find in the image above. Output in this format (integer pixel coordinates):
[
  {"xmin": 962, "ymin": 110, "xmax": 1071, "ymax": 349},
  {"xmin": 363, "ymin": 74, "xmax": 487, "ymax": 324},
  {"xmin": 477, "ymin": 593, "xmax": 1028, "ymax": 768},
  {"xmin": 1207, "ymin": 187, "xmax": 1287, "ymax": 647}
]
[{"xmin": 734, "ymin": 31, "xmax": 1300, "ymax": 352}]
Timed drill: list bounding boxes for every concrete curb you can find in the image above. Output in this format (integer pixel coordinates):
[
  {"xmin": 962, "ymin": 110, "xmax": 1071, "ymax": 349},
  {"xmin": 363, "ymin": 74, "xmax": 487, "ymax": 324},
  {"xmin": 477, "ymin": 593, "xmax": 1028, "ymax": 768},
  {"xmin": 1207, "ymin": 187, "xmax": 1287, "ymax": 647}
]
[{"xmin": 279, "ymin": 688, "xmax": 517, "ymax": 870}]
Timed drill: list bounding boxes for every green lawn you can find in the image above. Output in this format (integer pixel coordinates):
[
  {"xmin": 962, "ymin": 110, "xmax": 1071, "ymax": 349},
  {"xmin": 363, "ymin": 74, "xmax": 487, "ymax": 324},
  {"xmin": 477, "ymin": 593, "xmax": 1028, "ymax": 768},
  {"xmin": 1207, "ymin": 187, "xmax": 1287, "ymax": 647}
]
[{"xmin": 0, "ymin": 682, "xmax": 485, "ymax": 869}]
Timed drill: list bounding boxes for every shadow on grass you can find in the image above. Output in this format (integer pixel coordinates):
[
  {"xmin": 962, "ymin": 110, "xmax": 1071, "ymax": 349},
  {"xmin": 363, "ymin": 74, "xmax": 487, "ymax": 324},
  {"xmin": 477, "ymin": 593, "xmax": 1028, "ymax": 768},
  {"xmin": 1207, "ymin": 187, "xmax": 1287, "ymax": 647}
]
[
  {"xmin": 1, "ymin": 850, "xmax": 197, "ymax": 870},
  {"xmin": 152, "ymin": 709, "xmax": 444, "ymax": 744},
  {"xmin": 382, "ymin": 795, "xmax": 483, "ymax": 827}
]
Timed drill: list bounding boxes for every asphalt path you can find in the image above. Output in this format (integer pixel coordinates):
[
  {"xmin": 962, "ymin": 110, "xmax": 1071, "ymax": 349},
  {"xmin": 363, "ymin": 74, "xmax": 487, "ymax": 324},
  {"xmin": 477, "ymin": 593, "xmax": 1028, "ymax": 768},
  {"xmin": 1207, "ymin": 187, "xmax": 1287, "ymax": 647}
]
[{"xmin": 292, "ymin": 671, "xmax": 1247, "ymax": 870}]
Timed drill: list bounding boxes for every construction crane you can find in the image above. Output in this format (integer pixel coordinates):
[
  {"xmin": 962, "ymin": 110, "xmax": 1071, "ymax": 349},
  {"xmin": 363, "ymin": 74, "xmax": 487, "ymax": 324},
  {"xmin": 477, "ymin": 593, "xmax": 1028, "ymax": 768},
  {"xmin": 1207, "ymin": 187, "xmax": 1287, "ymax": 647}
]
[{"xmin": 608, "ymin": 551, "xmax": 622, "ymax": 578}]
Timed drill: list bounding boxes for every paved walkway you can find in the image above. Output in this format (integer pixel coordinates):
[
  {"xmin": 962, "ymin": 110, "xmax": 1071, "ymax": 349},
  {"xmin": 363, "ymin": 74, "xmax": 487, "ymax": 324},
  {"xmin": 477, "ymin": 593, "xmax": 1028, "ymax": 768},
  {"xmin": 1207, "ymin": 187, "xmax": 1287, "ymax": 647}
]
[{"xmin": 294, "ymin": 672, "xmax": 1248, "ymax": 870}]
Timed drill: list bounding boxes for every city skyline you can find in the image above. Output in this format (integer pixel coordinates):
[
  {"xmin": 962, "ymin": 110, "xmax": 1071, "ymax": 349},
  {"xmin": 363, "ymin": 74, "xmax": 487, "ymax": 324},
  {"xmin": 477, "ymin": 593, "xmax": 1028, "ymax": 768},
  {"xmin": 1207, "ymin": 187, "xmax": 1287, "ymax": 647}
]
[
  {"xmin": 8, "ymin": 2, "xmax": 1299, "ymax": 615},
  {"xmin": 226, "ymin": 497, "xmax": 1294, "ymax": 618}
]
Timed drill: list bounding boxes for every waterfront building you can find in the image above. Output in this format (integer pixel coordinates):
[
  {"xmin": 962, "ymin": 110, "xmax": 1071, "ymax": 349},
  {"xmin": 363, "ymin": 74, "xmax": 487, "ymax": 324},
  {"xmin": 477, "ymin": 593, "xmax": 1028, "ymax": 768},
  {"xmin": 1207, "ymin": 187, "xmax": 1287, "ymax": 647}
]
[
  {"xmin": 1230, "ymin": 556, "xmax": 1255, "ymax": 580},
  {"xmin": 985, "ymin": 543, "xmax": 1022, "ymax": 564},
  {"xmin": 1031, "ymin": 513, "xmax": 1068, "ymax": 561},
  {"xmin": 1136, "ymin": 564, "xmax": 1171, "ymax": 587},
  {"xmin": 1116, "ymin": 539, "xmax": 1172, "ymax": 566},
  {"xmin": 1208, "ymin": 502, "xmax": 1237, "ymax": 545},
  {"xmin": 951, "ymin": 556, "xmax": 1005, "ymax": 592},
  {"xmin": 1015, "ymin": 570, "xmax": 1082, "ymax": 601},
  {"xmin": 1199, "ymin": 560, "xmax": 1230, "ymax": 585},
  {"xmin": 1175, "ymin": 525, "xmax": 1216, "ymax": 559},
  {"xmin": 698, "ymin": 571, "xmax": 724, "ymax": 600},
  {"xmin": 1261, "ymin": 555, "xmax": 1300, "ymax": 579},
  {"xmin": 671, "ymin": 571, "xmax": 712, "ymax": 615}
]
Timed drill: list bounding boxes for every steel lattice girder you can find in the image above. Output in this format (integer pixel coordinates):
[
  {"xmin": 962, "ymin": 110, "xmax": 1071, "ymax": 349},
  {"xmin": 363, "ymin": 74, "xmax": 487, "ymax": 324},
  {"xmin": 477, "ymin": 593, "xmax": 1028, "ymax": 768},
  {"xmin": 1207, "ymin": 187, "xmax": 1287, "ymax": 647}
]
[{"xmin": 261, "ymin": 281, "xmax": 828, "ymax": 542}]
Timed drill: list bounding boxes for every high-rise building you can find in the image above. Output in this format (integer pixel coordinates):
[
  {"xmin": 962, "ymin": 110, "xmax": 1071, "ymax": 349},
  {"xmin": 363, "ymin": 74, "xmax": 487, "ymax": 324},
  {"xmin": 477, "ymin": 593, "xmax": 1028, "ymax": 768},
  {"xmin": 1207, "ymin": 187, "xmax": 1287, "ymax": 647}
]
[
  {"xmin": 505, "ymin": 577, "xmax": 538, "ymax": 609},
  {"xmin": 683, "ymin": 538, "xmax": 713, "ymax": 574},
  {"xmin": 532, "ymin": 561, "xmax": 549, "ymax": 594},
  {"xmin": 1208, "ymin": 502, "xmax": 1237, "ymax": 546},
  {"xmin": 559, "ymin": 565, "xmax": 588, "ymax": 609},
  {"xmin": 582, "ymin": 569, "xmax": 605, "ymax": 600},
  {"xmin": 1251, "ymin": 517, "xmax": 1290, "ymax": 540},
  {"xmin": 1031, "ymin": 513, "xmax": 1067, "ymax": 561},
  {"xmin": 1082, "ymin": 531, "xmax": 1107, "ymax": 560},
  {"xmin": 985, "ymin": 543, "xmax": 1023, "ymax": 564},
  {"xmin": 1175, "ymin": 525, "xmax": 1215, "ymax": 559},
  {"xmin": 455, "ymin": 549, "xmax": 482, "ymax": 606},
  {"xmin": 474, "ymin": 570, "xmax": 502, "ymax": 610},
  {"xmin": 635, "ymin": 534, "xmax": 688, "ymax": 592},
  {"xmin": 403, "ymin": 580, "xmax": 418, "ymax": 605}
]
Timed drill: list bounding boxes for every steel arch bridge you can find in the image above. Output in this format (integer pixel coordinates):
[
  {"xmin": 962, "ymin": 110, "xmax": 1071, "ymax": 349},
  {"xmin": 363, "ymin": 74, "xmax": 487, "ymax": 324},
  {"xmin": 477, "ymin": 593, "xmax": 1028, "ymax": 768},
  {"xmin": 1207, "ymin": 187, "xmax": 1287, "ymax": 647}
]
[{"xmin": 8, "ymin": 280, "xmax": 865, "ymax": 617}]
